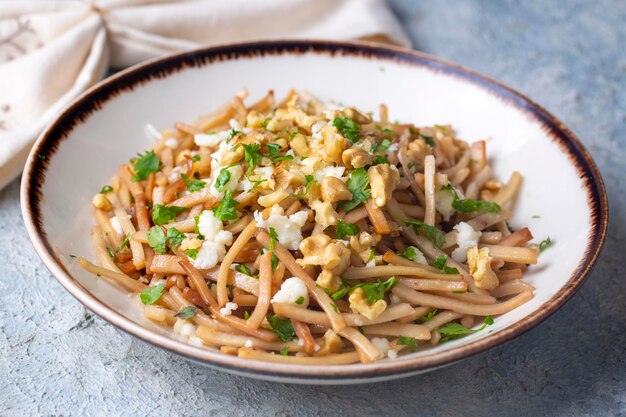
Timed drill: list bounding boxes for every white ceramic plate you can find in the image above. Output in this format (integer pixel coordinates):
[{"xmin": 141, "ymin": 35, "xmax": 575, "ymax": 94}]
[{"xmin": 21, "ymin": 40, "xmax": 608, "ymax": 384}]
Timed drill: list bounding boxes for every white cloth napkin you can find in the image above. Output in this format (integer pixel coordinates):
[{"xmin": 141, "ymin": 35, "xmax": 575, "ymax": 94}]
[{"xmin": 0, "ymin": 0, "xmax": 410, "ymax": 190}]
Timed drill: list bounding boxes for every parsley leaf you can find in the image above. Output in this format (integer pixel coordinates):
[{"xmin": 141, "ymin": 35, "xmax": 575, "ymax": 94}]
[
  {"xmin": 192, "ymin": 155, "xmax": 201, "ymax": 162},
  {"xmin": 167, "ymin": 227, "xmax": 185, "ymax": 249},
  {"xmin": 539, "ymin": 237, "xmax": 553, "ymax": 252},
  {"xmin": 371, "ymin": 138, "xmax": 391, "ymax": 153},
  {"xmin": 438, "ymin": 315, "xmax": 494, "ymax": 342},
  {"xmin": 100, "ymin": 185, "xmax": 113, "ymax": 194},
  {"xmin": 295, "ymin": 296, "xmax": 305, "ymax": 305},
  {"xmin": 152, "ymin": 204, "xmax": 187, "ymax": 225},
  {"xmin": 405, "ymin": 220, "xmax": 445, "ymax": 248},
  {"xmin": 243, "ymin": 310, "xmax": 250, "ymax": 320},
  {"xmin": 397, "ymin": 336, "xmax": 418, "ymax": 350},
  {"xmin": 452, "ymin": 198, "xmax": 501, "ymax": 213},
  {"xmin": 269, "ymin": 227, "xmax": 278, "ymax": 250},
  {"xmin": 341, "ymin": 168, "xmax": 371, "ymax": 212},
  {"xmin": 140, "ymin": 282, "xmax": 165, "ymax": 305},
  {"xmin": 115, "ymin": 233, "xmax": 131, "ymax": 253},
  {"xmin": 214, "ymin": 168, "xmax": 232, "ymax": 192},
  {"xmin": 146, "ymin": 226, "xmax": 167, "ymax": 254},
  {"xmin": 181, "ymin": 173, "xmax": 206, "ymax": 192},
  {"xmin": 416, "ymin": 309, "xmax": 437, "ymax": 323},
  {"xmin": 261, "ymin": 118, "xmax": 271, "ymax": 130},
  {"xmin": 292, "ymin": 175, "xmax": 317, "ymax": 199},
  {"xmin": 352, "ymin": 277, "xmax": 398, "ymax": 304},
  {"xmin": 336, "ymin": 220, "xmax": 359, "ymax": 240},
  {"xmin": 212, "ymin": 190, "xmax": 239, "ymax": 221},
  {"xmin": 234, "ymin": 264, "xmax": 252, "ymax": 275},
  {"xmin": 242, "ymin": 143, "xmax": 261, "ymax": 174},
  {"xmin": 268, "ymin": 316, "xmax": 296, "ymax": 342},
  {"xmin": 271, "ymin": 252, "xmax": 279, "ymax": 271},
  {"xmin": 373, "ymin": 155, "xmax": 390, "ymax": 165},
  {"xmin": 229, "ymin": 128, "xmax": 243, "ymax": 139},
  {"xmin": 280, "ymin": 347, "xmax": 289, "ymax": 356},
  {"xmin": 174, "ymin": 306, "xmax": 197, "ymax": 319},
  {"xmin": 432, "ymin": 255, "xmax": 459, "ymax": 274},
  {"xmin": 185, "ymin": 248, "xmax": 199, "ymax": 259},
  {"xmin": 266, "ymin": 143, "xmax": 281, "ymax": 157},
  {"xmin": 398, "ymin": 246, "xmax": 419, "ymax": 261},
  {"xmin": 132, "ymin": 150, "xmax": 160, "ymax": 182},
  {"xmin": 332, "ymin": 117, "xmax": 360, "ymax": 144}
]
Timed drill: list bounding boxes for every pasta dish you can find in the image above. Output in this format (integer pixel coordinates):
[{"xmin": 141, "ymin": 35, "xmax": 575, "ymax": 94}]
[{"xmin": 78, "ymin": 89, "xmax": 543, "ymax": 364}]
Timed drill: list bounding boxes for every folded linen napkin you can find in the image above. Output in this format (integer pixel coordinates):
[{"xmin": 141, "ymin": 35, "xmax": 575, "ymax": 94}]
[{"xmin": 0, "ymin": 0, "xmax": 410, "ymax": 190}]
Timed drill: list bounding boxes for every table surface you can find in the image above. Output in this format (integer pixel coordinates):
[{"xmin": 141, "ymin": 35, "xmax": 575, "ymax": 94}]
[{"xmin": 2, "ymin": 1, "xmax": 625, "ymax": 416}]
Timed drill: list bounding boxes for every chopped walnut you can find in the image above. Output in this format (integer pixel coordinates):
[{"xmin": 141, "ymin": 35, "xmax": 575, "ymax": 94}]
[
  {"xmin": 406, "ymin": 138, "xmax": 432, "ymax": 171},
  {"xmin": 315, "ymin": 269, "xmax": 341, "ymax": 293},
  {"xmin": 321, "ymin": 125, "xmax": 349, "ymax": 163},
  {"xmin": 311, "ymin": 200, "xmax": 339, "ymax": 228},
  {"xmin": 349, "ymin": 232, "xmax": 380, "ymax": 263},
  {"xmin": 367, "ymin": 164, "xmax": 400, "ymax": 208},
  {"xmin": 314, "ymin": 329, "xmax": 344, "ymax": 356},
  {"xmin": 296, "ymin": 234, "xmax": 351, "ymax": 275},
  {"xmin": 342, "ymin": 147, "xmax": 373, "ymax": 169},
  {"xmin": 348, "ymin": 287, "xmax": 387, "ymax": 320},
  {"xmin": 320, "ymin": 176, "xmax": 352, "ymax": 203},
  {"xmin": 467, "ymin": 246, "xmax": 500, "ymax": 290}
]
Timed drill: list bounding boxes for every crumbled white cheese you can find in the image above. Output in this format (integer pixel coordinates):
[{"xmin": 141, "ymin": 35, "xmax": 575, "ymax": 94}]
[
  {"xmin": 219, "ymin": 302, "xmax": 238, "ymax": 316},
  {"xmin": 387, "ymin": 349, "xmax": 398, "ymax": 359},
  {"xmin": 194, "ymin": 131, "xmax": 231, "ymax": 147},
  {"xmin": 167, "ymin": 166, "xmax": 184, "ymax": 184},
  {"xmin": 371, "ymin": 337, "xmax": 391, "ymax": 358},
  {"xmin": 451, "ymin": 222, "xmax": 482, "ymax": 263},
  {"xmin": 209, "ymin": 140, "xmax": 230, "ymax": 174},
  {"xmin": 313, "ymin": 165, "xmax": 345, "ymax": 183},
  {"xmin": 165, "ymin": 138, "xmax": 179, "ymax": 149},
  {"xmin": 145, "ymin": 123, "xmax": 162, "ymax": 140},
  {"xmin": 190, "ymin": 210, "xmax": 233, "ymax": 269},
  {"xmin": 271, "ymin": 277, "xmax": 309, "ymax": 307},
  {"xmin": 244, "ymin": 339, "xmax": 254, "ymax": 348},
  {"xmin": 387, "ymin": 143, "xmax": 399, "ymax": 154},
  {"xmin": 254, "ymin": 209, "xmax": 308, "ymax": 250},
  {"xmin": 188, "ymin": 335, "xmax": 205, "ymax": 347},
  {"xmin": 210, "ymin": 164, "xmax": 243, "ymax": 197},
  {"xmin": 311, "ymin": 121, "xmax": 327, "ymax": 139},
  {"xmin": 435, "ymin": 185, "xmax": 463, "ymax": 222},
  {"xmin": 406, "ymin": 246, "xmax": 428, "ymax": 265},
  {"xmin": 337, "ymin": 239, "xmax": 350, "ymax": 247},
  {"xmin": 109, "ymin": 216, "xmax": 124, "ymax": 236},
  {"xmin": 173, "ymin": 318, "xmax": 196, "ymax": 342},
  {"xmin": 297, "ymin": 338, "xmax": 305, "ymax": 346},
  {"xmin": 314, "ymin": 344, "xmax": 321, "ymax": 352},
  {"xmin": 389, "ymin": 294, "xmax": 401, "ymax": 304},
  {"xmin": 354, "ymin": 318, "xmax": 364, "ymax": 326},
  {"xmin": 366, "ymin": 259, "xmax": 376, "ymax": 267}
]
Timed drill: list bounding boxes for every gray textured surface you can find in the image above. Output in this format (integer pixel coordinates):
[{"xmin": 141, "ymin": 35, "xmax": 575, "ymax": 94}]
[{"xmin": 1, "ymin": 1, "xmax": 625, "ymax": 416}]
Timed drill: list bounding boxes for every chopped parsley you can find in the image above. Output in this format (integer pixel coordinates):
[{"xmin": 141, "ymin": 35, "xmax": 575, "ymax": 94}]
[
  {"xmin": 373, "ymin": 155, "xmax": 390, "ymax": 165},
  {"xmin": 212, "ymin": 190, "xmax": 239, "ymax": 221},
  {"xmin": 192, "ymin": 155, "xmax": 201, "ymax": 162},
  {"xmin": 146, "ymin": 226, "xmax": 167, "ymax": 254},
  {"xmin": 416, "ymin": 309, "xmax": 437, "ymax": 323},
  {"xmin": 241, "ymin": 143, "xmax": 261, "ymax": 174},
  {"xmin": 405, "ymin": 220, "xmax": 445, "ymax": 248},
  {"xmin": 352, "ymin": 277, "xmax": 398, "ymax": 304},
  {"xmin": 432, "ymin": 255, "xmax": 460, "ymax": 274},
  {"xmin": 269, "ymin": 227, "xmax": 278, "ymax": 250},
  {"xmin": 439, "ymin": 315, "xmax": 494, "ymax": 343},
  {"xmin": 532, "ymin": 215, "xmax": 541, "ymax": 219},
  {"xmin": 106, "ymin": 247, "xmax": 114, "ymax": 258},
  {"xmin": 341, "ymin": 168, "xmax": 371, "ymax": 212},
  {"xmin": 371, "ymin": 138, "xmax": 391, "ymax": 153},
  {"xmin": 174, "ymin": 306, "xmax": 197, "ymax": 319},
  {"xmin": 398, "ymin": 246, "xmax": 419, "ymax": 261},
  {"xmin": 115, "ymin": 233, "xmax": 131, "ymax": 253},
  {"xmin": 152, "ymin": 204, "xmax": 187, "ymax": 225},
  {"xmin": 140, "ymin": 282, "xmax": 165, "ymax": 305},
  {"xmin": 229, "ymin": 128, "xmax": 243, "ymax": 139},
  {"xmin": 243, "ymin": 310, "xmax": 250, "ymax": 320},
  {"xmin": 185, "ymin": 248, "xmax": 199, "ymax": 259},
  {"xmin": 180, "ymin": 173, "xmax": 206, "ymax": 192},
  {"xmin": 397, "ymin": 336, "xmax": 418, "ymax": 350},
  {"xmin": 295, "ymin": 296, "xmax": 305, "ymax": 305},
  {"xmin": 166, "ymin": 227, "xmax": 185, "ymax": 249},
  {"xmin": 100, "ymin": 185, "xmax": 113, "ymax": 194},
  {"xmin": 234, "ymin": 264, "xmax": 252, "ymax": 275},
  {"xmin": 452, "ymin": 197, "xmax": 501, "ymax": 213},
  {"xmin": 214, "ymin": 168, "xmax": 232, "ymax": 192},
  {"xmin": 266, "ymin": 143, "xmax": 292, "ymax": 162},
  {"xmin": 336, "ymin": 220, "xmax": 359, "ymax": 239},
  {"xmin": 332, "ymin": 117, "xmax": 360, "ymax": 144},
  {"xmin": 271, "ymin": 252, "xmax": 279, "ymax": 271},
  {"xmin": 268, "ymin": 316, "xmax": 295, "ymax": 342},
  {"xmin": 132, "ymin": 150, "xmax": 160, "ymax": 181},
  {"xmin": 280, "ymin": 347, "xmax": 289, "ymax": 356},
  {"xmin": 292, "ymin": 175, "xmax": 317, "ymax": 198},
  {"xmin": 538, "ymin": 237, "xmax": 553, "ymax": 252},
  {"xmin": 261, "ymin": 118, "xmax": 271, "ymax": 130}
]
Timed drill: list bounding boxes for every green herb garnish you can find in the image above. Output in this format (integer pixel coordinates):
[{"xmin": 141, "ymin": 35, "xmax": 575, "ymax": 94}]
[
  {"xmin": 268, "ymin": 316, "xmax": 296, "ymax": 342},
  {"xmin": 116, "ymin": 233, "xmax": 131, "ymax": 253},
  {"xmin": 100, "ymin": 185, "xmax": 113, "ymax": 194},
  {"xmin": 538, "ymin": 237, "xmax": 552, "ymax": 252},
  {"xmin": 439, "ymin": 315, "xmax": 494, "ymax": 342},
  {"xmin": 336, "ymin": 220, "xmax": 359, "ymax": 240},
  {"xmin": 332, "ymin": 117, "xmax": 360, "ymax": 144},
  {"xmin": 397, "ymin": 336, "xmax": 418, "ymax": 350},
  {"xmin": 432, "ymin": 255, "xmax": 459, "ymax": 274},
  {"xmin": 174, "ymin": 306, "xmax": 197, "ymax": 319},
  {"xmin": 214, "ymin": 168, "xmax": 232, "ymax": 192},
  {"xmin": 416, "ymin": 309, "xmax": 437, "ymax": 323},
  {"xmin": 292, "ymin": 175, "xmax": 317, "ymax": 199},
  {"xmin": 146, "ymin": 226, "xmax": 167, "ymax": 254},
  {"xmin": 132, "ymin": 150, "xmax": 160, "ymax": 181},
  {"xmin": 185, "ymin": 248, "xmax": 199, "ymax": 259},
  {"xmin": 181, "ymin": 173, "xmax": 206, "ymax": 192},
  {"xmin": 241, "ymin": 143, "xmax": 261, "ymax": 174},
  {"xmin": 269, "ymin": 227, "xmax": 278, "ymax": 250},
  {"xmin": 405, "ymin": 220, "xmax": 445, "ymax": 248},
  {"xmin": 341, "ymin": 168, "xmax": 371, "ymax": 212},
  {"xmin": 140, "ymin": 282, "xmax": 165, "ymax": 305},
  {"xmin": 152, "ymin": 204, "xmax": 187, "ymax": 225},
  {"xmin": 212, "ymin": 190, "xmax": 239, "ymax": 221}
]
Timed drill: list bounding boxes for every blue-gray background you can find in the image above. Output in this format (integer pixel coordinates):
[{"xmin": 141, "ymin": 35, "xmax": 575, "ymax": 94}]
[{"xmin": 1, "ymin": 1, "xmax": 624, "ymax": 416}]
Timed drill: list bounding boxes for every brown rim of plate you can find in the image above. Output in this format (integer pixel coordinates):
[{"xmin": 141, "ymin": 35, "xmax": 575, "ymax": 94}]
[{"xmin": 20, "ymin": 39, "xmax": 609, "ymax": 382}]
